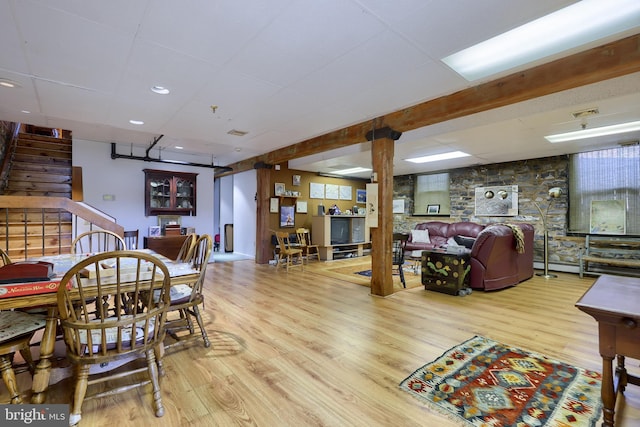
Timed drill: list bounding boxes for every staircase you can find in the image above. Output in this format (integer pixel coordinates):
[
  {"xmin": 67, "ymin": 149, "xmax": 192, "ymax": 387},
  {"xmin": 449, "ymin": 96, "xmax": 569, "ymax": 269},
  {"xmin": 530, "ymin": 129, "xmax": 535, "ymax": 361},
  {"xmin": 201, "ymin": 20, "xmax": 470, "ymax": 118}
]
[
  {"xmin": 0, "ymin": 129, "xmax": 73, "ymax": 259},
  {"xmin": 0, "ymin": 123, "xmax": 124, "ymax": 260},
  {"xmin": 5, "ymin": 131, "xmax": 72, "ymax": 197}
]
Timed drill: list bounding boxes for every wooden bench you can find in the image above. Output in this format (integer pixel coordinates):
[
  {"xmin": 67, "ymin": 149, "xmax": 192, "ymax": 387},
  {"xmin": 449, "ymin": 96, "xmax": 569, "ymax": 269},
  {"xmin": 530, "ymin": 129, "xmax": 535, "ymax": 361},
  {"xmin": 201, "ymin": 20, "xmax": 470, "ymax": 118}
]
[{"xmin": 579, "ymin": 235, "xmax": 640, "ymax": 278}]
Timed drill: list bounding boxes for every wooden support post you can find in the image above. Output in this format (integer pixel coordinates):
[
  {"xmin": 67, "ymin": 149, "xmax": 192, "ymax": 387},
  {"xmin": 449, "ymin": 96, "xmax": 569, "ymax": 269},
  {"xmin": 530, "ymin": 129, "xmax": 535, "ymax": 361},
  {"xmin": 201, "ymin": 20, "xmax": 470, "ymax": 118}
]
[
  {"xmin": 255, "ymin": 167, "xmax": 272, "ymax": 264},
  {"xmin": 368, "ymin": 127, "xmax": 401, "ymax": 297}
]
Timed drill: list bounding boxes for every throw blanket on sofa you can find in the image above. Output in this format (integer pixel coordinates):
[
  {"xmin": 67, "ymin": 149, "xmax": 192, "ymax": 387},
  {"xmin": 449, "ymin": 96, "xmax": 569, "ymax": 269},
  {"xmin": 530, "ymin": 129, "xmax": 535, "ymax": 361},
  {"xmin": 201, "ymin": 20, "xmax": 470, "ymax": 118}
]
[{"xmin": 490, "ymin": 223, "xmax": 525, "ymax": 254}]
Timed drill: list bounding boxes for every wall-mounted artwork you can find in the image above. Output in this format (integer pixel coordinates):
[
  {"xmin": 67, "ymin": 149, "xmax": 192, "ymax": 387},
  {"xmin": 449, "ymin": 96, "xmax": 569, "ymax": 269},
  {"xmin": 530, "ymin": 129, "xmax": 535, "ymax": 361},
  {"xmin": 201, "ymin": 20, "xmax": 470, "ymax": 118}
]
[
  {"xmin": 325, "ymin": 184, "xmax": 339, "ymax": 199},
  {"xmin": 393, "ymin": 199, "xmax": 405, "ymax": 214},
  {"xmin": 356, "ymin": 189, "xmax": 366, "ymax": 203},
  {"xmin": 590, "ymin": 199, "xmax": 626, "ymax": 234},
  {"xmin": 274, "ymin": 182, "xmax": 285, "ymax": 196},
  {"xmin": 310, "ymin": 182, "xmax": 324, "ymax": 199},
  {"xmin": 474, "ymin": 185, "xmax": 518, "ymax": 216},
  {"xmin": 296, "ymin": 200, "xmax": 308, "ymax": 213},
  {"xmin": 270, "ymin": 197, "xmax": 279, "ymax": 213},
  {"xmin": 280, "ymin": 205, "xmax": 295, "ymax": 228},
  {"xmin": 427, "ymin": 204, "xmax": 440, "ymax": 214},
  {"xmin": 339, "ymin": 185, "xmax": 352, "ymax": 200},
  {"xmin": 366, "ymin": 183, "xmax": 378, "ymax": 228}
]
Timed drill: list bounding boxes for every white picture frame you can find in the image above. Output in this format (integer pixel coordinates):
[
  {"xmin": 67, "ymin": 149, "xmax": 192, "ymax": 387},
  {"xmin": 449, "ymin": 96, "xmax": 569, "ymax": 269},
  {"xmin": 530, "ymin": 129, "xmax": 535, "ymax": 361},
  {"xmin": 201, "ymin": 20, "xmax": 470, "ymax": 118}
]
[
  {"xmin": 310, "ymin": 182, "xmax": 325, "ymax": 199},
  {"xmin": 339, "ymin": 185, "xmax": 352, "ymax": 200},
  {"xmin": 149, "ymin": 226, "xmax": 161, "ymax": 237},
  {"xmin": 274, "ymin": 182, "xmax": 285, "ymax": 196},
  {"xmin": 325, "ymin": 184, "xmax": 339, "ymax": 199},
  {"xmin": 393, "ymin": 199, "xmax": 405, "ymax": 214},
  {"xmin": 270, "ymin": 197, "xmax": 279, "ymax": 213},
  {"xmin": 296, "ymin": 200, "xmax": 308, "ymax": 213}
]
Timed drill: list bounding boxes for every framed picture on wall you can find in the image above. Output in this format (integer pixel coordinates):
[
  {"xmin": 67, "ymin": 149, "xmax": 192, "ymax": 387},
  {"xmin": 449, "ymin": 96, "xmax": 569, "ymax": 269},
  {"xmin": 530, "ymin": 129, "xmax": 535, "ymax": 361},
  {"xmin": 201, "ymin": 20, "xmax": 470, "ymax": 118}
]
[
  {"xmin": 393, "ymin": 199, "xmax": 405, "ymax": 214},
  {"xmin": 280, "ymin": 205, "xmax": 295, "ymax": 228},
  {"xmin": 270, "ymin": 197, "xmax": 279, "ymax": 213},
  {"xmin": 292, "ymin": 175, "xmax": 301, "ymax": 186},
  {"xmin": 427, "ymin": 204, "xmax": 440, "ymax": 214},
  {"xmin": 274, "ymin": 182, "xmax": 285, "ymax": 196},
  {"xmin": 356, "ymin": 189, "xmax": 366, "ymax": 203},
  {"xmin": 296, "ymin": 200, "xmax": 308, "ymax": 213}
]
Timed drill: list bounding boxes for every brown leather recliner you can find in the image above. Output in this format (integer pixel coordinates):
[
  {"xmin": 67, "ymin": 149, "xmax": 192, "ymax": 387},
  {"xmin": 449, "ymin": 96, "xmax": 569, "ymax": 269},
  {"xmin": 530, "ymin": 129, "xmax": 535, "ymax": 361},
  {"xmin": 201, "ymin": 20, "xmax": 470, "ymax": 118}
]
[{"xmin": 469, "ymin": 223, "xmax": 534, "ymax": 290}]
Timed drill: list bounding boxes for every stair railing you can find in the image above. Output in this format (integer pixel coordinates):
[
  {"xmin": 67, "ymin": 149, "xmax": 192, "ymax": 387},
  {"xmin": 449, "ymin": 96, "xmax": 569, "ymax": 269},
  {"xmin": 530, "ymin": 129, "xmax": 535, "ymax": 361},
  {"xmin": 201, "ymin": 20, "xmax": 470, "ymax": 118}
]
[{"xmin": 0, "ymin": 195, "xmax": 124, "ymax": 260}]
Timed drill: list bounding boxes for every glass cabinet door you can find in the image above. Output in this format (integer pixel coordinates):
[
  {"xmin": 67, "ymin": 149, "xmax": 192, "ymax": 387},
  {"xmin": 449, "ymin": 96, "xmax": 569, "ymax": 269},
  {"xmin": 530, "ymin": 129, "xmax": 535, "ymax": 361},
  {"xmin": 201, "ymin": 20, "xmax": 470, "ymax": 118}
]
[
  {"xmin": 175, "ymin": 178, "xmax": 194, "ymax": 209},
  {"xmin": 149, "ymin": 177, "xmax": 171, "ymax": 209}
]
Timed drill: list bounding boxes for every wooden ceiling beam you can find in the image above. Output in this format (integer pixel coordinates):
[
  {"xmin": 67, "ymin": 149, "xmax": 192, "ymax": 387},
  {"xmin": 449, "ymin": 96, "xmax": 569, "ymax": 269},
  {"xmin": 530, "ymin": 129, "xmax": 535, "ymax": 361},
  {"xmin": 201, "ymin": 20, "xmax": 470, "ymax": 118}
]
[{"xmin": 221, "ymin": 33, "xmax": 640, "ymax": 176}]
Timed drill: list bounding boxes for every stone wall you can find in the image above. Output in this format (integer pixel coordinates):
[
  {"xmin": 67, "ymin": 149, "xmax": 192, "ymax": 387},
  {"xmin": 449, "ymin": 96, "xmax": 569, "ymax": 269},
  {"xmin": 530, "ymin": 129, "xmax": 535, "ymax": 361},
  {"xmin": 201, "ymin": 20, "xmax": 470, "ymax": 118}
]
[{"xmin": 393, "ymin": 155, "xmax": 584, "ymax": 268}]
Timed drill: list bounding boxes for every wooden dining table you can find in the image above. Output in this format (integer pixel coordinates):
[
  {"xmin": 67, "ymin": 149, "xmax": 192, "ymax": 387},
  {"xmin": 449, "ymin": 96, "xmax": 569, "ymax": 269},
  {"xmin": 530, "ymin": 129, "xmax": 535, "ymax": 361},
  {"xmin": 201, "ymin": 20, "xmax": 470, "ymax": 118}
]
[{"xmin": 0, "ymin": 249, "xmax": 199, "ymax": 404}]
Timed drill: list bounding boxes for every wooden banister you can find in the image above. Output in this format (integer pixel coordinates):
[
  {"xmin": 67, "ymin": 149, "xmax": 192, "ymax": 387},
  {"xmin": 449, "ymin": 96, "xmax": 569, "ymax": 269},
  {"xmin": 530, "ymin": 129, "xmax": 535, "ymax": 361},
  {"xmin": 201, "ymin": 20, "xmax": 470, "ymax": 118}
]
[
  {"xmin": 0, "ymin": 196, "xmax": 123, "ymax": 236},
  {"xmin": 0, "ymin": 195, "xmax": 124, "ymax": 259}
]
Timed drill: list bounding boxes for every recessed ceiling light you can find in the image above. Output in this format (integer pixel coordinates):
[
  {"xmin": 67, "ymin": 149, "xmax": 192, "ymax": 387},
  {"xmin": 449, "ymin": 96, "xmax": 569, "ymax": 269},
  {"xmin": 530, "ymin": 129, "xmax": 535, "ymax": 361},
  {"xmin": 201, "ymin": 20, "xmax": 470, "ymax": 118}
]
[
  {"xmin": 405, "ymin": 151, "xmax": 470, "ymax": 163},
  {"xmin": 151, "ymin": 86, "xmax": 170, "ymax": 95},
  {"xmin": 21, "ymin": 110, "xmax": 30, "ymax": 114},
  {"xmin": 175, "ymin": 146, "xmax": 183, "ymax": 150},
  {"xmin": 0, "ymin": 79, "xmax": 20, "ymax": 88},
  {"xmin": 442, "ymin": 0, "xmax": 640, "ymax": 81},
  {"xmin": 227, "ymin": 129, "xmax": 248, "ymax": 136},
  {"xmin": 129, "ymin": 120, "xmax": 144, "ymax": 125},
  {"xmin": 545, "ymin": 120, "xmax": 640, "ymax": 143}
]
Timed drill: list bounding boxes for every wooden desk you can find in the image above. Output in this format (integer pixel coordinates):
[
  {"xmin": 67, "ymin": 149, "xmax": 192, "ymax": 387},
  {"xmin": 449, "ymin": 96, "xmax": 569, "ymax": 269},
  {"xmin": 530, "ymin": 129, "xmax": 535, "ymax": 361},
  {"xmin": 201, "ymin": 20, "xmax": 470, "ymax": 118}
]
[
  {"xmin": 0, "ymin": 249, "xmax": 198, "ymax": 403},
  {"xmin": 575, "ymin": 274, "xmax": 640, "ymax": 427},
  {"xmin": 144, "ymin": 235, "xmax": 190, "ymax": 259}
]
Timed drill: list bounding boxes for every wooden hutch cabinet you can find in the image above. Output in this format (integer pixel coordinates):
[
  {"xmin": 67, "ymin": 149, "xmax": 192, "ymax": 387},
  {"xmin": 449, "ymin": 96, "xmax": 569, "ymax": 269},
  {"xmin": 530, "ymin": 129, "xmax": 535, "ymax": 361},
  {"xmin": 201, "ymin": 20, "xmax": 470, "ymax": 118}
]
[{"xmin": 144, "ymin": 169, "xmax": 197, "ymax": 216}]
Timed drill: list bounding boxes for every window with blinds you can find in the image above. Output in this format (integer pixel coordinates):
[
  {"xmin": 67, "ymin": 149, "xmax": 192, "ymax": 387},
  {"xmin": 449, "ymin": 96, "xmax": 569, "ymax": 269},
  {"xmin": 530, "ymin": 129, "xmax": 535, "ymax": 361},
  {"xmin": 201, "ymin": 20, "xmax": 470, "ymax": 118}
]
[
  {"xmin": 569, "ymin": 145, "xmax": 640, "ymax": 234},
  {"xmin": 413, "ymin": 172, "xmax": 450, "ymax": 215}
]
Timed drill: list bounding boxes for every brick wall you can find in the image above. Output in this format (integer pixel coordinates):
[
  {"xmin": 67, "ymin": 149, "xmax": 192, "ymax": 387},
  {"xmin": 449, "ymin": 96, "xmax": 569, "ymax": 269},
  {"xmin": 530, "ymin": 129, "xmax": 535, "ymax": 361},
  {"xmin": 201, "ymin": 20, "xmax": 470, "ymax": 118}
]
[{"xmin": 393, "ymin": 155, "xmax": 583, "ymax": 268}]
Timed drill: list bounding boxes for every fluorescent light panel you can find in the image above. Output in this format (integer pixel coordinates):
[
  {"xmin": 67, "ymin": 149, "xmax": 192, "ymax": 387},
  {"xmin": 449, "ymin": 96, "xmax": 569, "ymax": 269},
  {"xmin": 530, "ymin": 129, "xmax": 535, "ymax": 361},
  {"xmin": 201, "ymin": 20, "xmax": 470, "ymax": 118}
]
[
  {"xmin": 545, "ymin": 120, "xmax": 640, "ymax": 143},
  {"xmin": 332, "ymin": 167, "xmax": 371, "ymax": 175},
  {"xmin": 405, "ymin": 151, "xmax": 470, "ymax": 164},
  {"xmin": 442, "ymin": 0, "xmax": 640, "ymax": 81}
]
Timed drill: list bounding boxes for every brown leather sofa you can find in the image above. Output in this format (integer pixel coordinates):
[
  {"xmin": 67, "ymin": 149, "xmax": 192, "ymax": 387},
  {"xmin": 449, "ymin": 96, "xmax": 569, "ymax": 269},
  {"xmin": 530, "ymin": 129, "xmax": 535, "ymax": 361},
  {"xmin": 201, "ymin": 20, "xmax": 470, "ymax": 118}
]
[{"xmin": 403, "ymin": 221, "xmax": 534, "ymax": 291}]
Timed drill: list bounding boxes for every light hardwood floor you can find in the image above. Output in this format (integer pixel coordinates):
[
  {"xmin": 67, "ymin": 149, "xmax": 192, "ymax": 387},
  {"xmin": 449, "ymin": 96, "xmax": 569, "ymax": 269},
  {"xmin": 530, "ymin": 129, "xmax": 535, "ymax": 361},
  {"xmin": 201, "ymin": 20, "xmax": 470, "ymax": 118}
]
[{"xmin": 5, "ymin": 258, "xmax": 640, "ymax": 426}]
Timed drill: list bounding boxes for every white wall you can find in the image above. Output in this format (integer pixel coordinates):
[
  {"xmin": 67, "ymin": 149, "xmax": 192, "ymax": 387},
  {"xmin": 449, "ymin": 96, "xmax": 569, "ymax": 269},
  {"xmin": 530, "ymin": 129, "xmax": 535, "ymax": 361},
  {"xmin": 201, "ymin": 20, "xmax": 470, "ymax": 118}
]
[
  {"xmin": 232, "ymin": 169, "xmax": 257, "ymax": 258},
  {"xmin": 73, "ymin": 139, "xmax": 215, "ymax": 240},
  {"xmin": 218, "ymin": 174, "xmax": 234, "ymax": 253}
]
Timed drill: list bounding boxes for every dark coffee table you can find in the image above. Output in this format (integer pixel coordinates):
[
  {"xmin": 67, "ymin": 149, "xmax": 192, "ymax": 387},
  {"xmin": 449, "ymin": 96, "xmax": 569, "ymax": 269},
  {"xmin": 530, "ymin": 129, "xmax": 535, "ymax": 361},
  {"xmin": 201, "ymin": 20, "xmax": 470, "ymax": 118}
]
[{"xmin": 421, "ymin": 248, "xmax": 472, "ymax": 296}]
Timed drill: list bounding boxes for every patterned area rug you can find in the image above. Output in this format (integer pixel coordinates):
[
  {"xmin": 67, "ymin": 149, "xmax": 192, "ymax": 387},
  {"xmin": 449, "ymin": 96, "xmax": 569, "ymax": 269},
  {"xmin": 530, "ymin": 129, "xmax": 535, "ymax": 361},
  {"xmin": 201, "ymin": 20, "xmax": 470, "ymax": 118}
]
[
  {"xmin": 355, "ymin": 270, "xmax": 372, "ymax": 277},
  {"xmin": 400, "ymin": 336, "xmax": 602, "ymax": 427}
]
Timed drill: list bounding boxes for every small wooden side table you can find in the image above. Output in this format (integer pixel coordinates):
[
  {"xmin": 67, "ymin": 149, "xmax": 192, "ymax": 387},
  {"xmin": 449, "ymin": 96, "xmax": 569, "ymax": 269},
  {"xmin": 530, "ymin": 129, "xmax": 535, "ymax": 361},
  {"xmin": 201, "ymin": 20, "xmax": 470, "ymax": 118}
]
[
  {"xmin": 576, "ymin": 274, "xmax": 640, "ymax": 427},
  {"xmin": 421, "ymin": 249, "xmax": 472, "ymax": 296}
]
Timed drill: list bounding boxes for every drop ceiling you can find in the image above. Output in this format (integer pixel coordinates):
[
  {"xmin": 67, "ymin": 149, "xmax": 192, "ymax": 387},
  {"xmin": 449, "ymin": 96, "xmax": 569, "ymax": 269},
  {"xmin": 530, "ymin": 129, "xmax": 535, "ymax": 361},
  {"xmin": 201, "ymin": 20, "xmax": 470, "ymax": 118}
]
[{"xmin": 0, "ymin": 0, "xmax": 639, "ymax": 179}]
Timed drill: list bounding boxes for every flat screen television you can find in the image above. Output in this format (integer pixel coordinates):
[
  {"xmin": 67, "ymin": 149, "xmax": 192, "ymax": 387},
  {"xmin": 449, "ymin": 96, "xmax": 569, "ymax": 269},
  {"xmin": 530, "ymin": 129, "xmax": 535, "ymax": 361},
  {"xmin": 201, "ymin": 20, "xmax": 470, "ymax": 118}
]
[{"xmin": 330, "ymin": 217, "xmax": 350, "ymax": 244}]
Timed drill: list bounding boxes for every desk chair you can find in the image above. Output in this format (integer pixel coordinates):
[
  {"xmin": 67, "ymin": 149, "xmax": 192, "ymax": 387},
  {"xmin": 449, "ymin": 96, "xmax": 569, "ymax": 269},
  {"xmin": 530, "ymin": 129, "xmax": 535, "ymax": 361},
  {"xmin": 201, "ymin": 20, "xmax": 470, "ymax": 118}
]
[
  {"xmin": 275, "ymin": 232, "xmax": 304, "ymax": 271},
  {"xmin": 123, "ymin": 229, "xmax": 139, "ymax": 250},
  {"xmin": 161, "ymin": 234, "xmax": 213, "ymax": 348},
  {"xmin": 57, "ymin": 250, "xmax": 172, "ymax": 426},
  {"xmin": 296, "ymin": 228, "xmax": 319, "ymax": 264},
  {"xmin": 71, "ymin": 230, "xmax": 126, "ymax": 254},
  {"xmin": 392, "ymin": 233, "xmax": 409, "ymax": 288}
]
